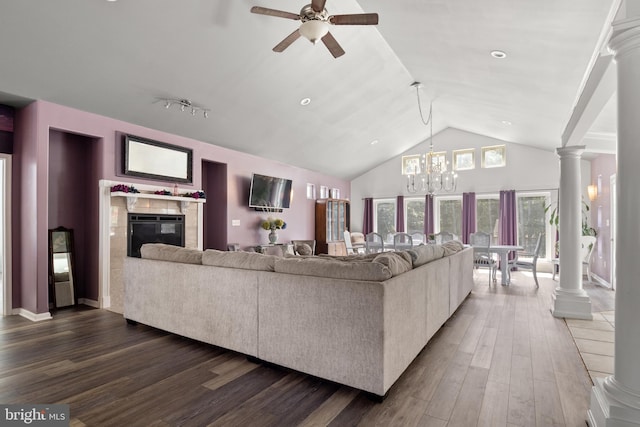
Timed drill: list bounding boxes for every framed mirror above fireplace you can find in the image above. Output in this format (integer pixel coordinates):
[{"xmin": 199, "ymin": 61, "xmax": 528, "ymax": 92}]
[{"xmin": 123, "ymin": 134, "xmax": 193, "ymax": 183}]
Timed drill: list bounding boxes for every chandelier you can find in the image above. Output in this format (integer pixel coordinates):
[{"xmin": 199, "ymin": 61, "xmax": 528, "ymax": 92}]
[{"xmin": 406, "ymin": 82, "xmax": 457, "ymax": 195}]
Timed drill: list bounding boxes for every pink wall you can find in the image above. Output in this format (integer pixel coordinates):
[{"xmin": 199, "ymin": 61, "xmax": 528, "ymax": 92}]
[
  {"xmin": 589, "ymin": 154, "xmax": 616, "ymax": 284},
  {"xmin": 13, "ymin": 100, "xmax": 350, "ymax": 314}
]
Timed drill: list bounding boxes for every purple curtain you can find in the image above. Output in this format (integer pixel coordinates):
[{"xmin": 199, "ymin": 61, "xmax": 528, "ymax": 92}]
[
  {"xmin": 363, "ymin": 198, "xmax": 374, "ymax": 235},
  {"xmin": 499, "ymin": 190, "xmax": 518, "ymax": 259},
  {"xmin": 462, "ymin": 192, "xmax": 476, "ymax": 244},
  {"xmin": 396, "ymin": 195, "xmax": 404, "ymax": 232},
  {"xmin": 424, "ymin": 194, "xmax": 434, "ymax": 236}
]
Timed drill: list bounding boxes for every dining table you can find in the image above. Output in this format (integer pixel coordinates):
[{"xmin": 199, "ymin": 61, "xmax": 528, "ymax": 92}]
[{"xmin": 473, "ymin": 244, "xmax": 523, "ymax": 285}]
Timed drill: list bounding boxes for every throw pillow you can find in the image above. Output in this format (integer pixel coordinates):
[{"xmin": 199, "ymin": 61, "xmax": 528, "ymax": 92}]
[{"xmin": 295, "ymin": 243, "xmax": 313, "ymax": 256}]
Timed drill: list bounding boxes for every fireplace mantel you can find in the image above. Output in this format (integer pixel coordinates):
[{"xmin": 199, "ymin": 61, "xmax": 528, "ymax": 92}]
[{"xmin": 110, "ymin": 191, "xmax": 206, "ymax": 213}]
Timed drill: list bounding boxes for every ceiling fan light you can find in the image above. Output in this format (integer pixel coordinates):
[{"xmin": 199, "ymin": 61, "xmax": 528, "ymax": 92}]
[{"xmin": 299, "ymin": 20, "xmax": 329, "ymax": 44}]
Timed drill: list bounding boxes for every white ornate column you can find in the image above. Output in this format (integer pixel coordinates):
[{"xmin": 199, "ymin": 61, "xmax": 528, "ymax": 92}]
[
  {"xmin": 552, "ymin": 145, "xmax": 593, "ymax": 320},
  {"xmin": 589, "ymin": 16, "xmax": 640, "ymax": 427}
]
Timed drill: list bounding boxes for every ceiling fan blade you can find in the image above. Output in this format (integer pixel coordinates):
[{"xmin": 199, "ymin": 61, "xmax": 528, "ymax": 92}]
[
  {"xmin": 250, "ymin": 6, "xmax": 300, "ymax": 20},
  {"xmin": 311, "ymin": 0, "xmax": 327, "ymax": 13},
  {"xmin": 273, "ymin": 29, "xmax": 301, "ymax": 52},
  {"xmin": 329, "ymin": 13, "xmax": 379, "ymax": 25},
  {"xmin": 321, "ymin": 32, "xmax": 345, "ymax": 58}
]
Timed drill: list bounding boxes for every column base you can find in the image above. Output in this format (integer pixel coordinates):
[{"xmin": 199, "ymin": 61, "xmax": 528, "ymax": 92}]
[
  {"xmin": 588, "ymin": 376, "xmax": 640, "ymax": 426},
  {"xmin": 551, "ymin": 288, "xmax": 593, "ymax": 319}
]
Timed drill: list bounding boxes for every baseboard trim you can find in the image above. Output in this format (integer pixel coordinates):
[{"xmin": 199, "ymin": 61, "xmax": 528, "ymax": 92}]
[
  {"xmin": 591, "ymin": 273, "xmax": 612, "ymax": 289},
  {"xmin": 13, "ymin": 308, "xmax": 53, "ymax": 322},
  {"xmin": 78, "ymin": 298, "xmax": 99, "ymax": 308}
]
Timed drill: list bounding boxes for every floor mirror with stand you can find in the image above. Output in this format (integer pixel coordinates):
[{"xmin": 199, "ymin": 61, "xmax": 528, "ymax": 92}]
[{"xmin": 48, "ymin": 226, "xmax": 77, "ymax": 309}]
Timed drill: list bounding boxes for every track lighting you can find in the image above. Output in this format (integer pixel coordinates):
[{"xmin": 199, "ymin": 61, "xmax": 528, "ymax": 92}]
[{"xmin": 156, "ymin": 98, "xmax": 210, "ymax": 118}]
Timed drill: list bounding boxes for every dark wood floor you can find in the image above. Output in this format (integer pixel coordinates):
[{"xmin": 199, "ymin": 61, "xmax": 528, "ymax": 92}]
[{"xmin": 0, "ymin": 271, "xmax": 614, "ymax": 427}]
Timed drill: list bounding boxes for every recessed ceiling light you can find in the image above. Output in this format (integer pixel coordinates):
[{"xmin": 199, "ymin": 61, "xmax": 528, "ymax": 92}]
[
  {"xmin": 501, "ymin": 120, "xmax": 512, "ymax": 126},
  {"xmin": 491, "ymin": 50, "xmax": 507, "ymax": 59},
  {"xmin": 370, "ymin": 139, "xmax": 379, "ymax": 145},
  {"xmin": 300, "ymin": 97, "xmax": 311, "ymax": 106}
]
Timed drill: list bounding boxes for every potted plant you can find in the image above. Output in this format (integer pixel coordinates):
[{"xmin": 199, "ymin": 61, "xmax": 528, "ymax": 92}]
[
  {"xmin": 545, "ymin": 200, "xmax": 597, "ymax": 237},
  {"xmin": 261, "ymin": 218, "xmax": 287, "ymax": 244}
]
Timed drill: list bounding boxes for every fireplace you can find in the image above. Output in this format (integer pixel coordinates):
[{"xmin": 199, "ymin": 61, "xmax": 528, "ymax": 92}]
[{"xmin": 127, "ymin": 213, "xmax": 185, "ymax": 257}]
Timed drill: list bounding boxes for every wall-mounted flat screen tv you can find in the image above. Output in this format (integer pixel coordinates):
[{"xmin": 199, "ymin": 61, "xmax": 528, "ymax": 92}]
[{"xmin": 249, "ymin": 173, "xmax": 293, "ymax": 209}]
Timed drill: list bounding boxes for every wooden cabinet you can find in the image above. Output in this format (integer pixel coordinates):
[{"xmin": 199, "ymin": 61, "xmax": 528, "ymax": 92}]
[{"xmin": 315, "ymin": 199, "xmax": 350, "ymax": 255}]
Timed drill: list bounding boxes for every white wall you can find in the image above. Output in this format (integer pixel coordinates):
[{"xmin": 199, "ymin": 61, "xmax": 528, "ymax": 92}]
[{"xmin": 350, "ymin": 128, "xmax": 591, "ymax": 232}]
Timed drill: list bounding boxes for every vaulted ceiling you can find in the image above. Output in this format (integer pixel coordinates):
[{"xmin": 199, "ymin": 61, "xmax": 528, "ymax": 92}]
[{"xmin": 0, "ymin": 0, "xmax": 616, "ymax": 179}]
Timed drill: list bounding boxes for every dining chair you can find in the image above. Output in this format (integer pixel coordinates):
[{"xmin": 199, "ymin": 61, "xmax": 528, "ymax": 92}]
[
  {"xmin": 344, "ymin": 231, "xmax": 366, "ymax": 255},
  {"xmin": 343, "ymin": 231, "xmax": 364, "ymax": 255},
  {"xmin": 470, "ymin": 231, "xmax": 497, "ymax": 283},
  {"xmin": 552, "ymin": 236, "xmax": 597, "ymax": 282},
  {"xmin": 365, "ymin": 232, "xmax": 384, "ymax": 254},
  {"xmin": 507, "ymin": 233, "xmax": 544, "ymax": 288},
  {"xmin": 410, "ymin": 232, "xmax": 425, "ymax": 245},
  {"xmin": 581, "ymin": 235, "xmax": 597, "ymax": 282},
  {"xmin": 393, "ymin": 232, "xmax": 413, "ymax": 251},
  {"xmin": 434, "ymin": 231, "xmax": 455, "ymax": 244}
]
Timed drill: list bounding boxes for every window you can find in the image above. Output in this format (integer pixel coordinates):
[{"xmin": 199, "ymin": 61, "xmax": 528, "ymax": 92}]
[
  {"xmin": 306, "ymin": 183, "xmax": 315, "ymax": 199},
  {"xmin": 373, "ymin": 199, "xmax": 396, "ymax": 238},
  {"xmin": 427, "ymin": 151, "xmax": 448, "ymax": 171},
  {"xmin": 516, "ymin": 193, "xmax": 550, "ymax": 258},
  {"xmin": 405, "ymin": 198, "xmax": 425, "ymax": 235},
  {"xmin": 435, "ymin": 196, "xmax": 462, "ymax": 236},
  {"xmin": 453, "ymin": 148, "xmax": 475, "ymax": 171},
  {"xmin": 476, "ymin": 196, "xmax": 499, "ymax": 240},
  {"xmin": 481, "ymin": 145, "xmax": 506, "ymax": 168},
  {"xmin": 402, "ymin": 154, "xmax": 423, "ymax": 175}
]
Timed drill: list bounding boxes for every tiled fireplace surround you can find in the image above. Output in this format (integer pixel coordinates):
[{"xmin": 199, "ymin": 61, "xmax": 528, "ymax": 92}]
[{"xmin": 101, "ymin": 181, "xmax": 203, "ymax": 314}]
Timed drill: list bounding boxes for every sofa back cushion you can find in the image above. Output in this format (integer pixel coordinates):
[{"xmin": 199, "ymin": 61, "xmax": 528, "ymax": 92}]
[
  {"xmin": 275, "ymin": 257, "xmax": 392, "ymax": 281},
  {"xmin": 441, "ymin": 240, "xmax": 464, "ymax": 256},
  {"xmin": 407, "ymin": 244, "xmax": 445, "ymax": 267},
  {"xmin": 140, "ymin": 243, "xmax": 203, "ymax": 265},
  {"xmin": 372, "ymin": 251, "xmax": 413, "ymax": 276},
  {"xmin": 202, "ymin": 249, "xmax": 277, "ymax": 271}
]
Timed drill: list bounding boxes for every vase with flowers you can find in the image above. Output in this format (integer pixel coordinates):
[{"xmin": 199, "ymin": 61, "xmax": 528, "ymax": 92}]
[{"xmin": 261, "ymin": 218, "xmax": 287, "ymax": 244}]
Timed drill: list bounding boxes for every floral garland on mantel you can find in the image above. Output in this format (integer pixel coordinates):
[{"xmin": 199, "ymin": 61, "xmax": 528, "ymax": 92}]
[{"xmin": 110, "ymin": 184, "xmax": 205, "ymax": 199}]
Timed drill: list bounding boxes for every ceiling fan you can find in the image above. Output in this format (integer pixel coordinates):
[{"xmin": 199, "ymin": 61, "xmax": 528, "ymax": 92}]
[{"xmin": 250, "ymin": 0, "xmax": 378, "ymax": 58}]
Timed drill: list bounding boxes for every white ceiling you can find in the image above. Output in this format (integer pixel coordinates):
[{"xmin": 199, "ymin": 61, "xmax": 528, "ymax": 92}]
[{"xmin": 0, "ymin": 0, "xmax": 616, "ymax": 179}]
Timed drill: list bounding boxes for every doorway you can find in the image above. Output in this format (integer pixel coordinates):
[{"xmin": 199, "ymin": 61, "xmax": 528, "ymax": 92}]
[
  {"xmin": 0, "ymin": 154, "xmax": 12, "ymax": 316},
  {"xmin": 202, "ymin": 160, "xmax": 228, "ymax": 250}
]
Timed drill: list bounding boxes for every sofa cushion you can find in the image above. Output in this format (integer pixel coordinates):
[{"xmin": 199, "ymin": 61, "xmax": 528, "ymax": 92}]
[
  {"xmin": 274, "ymin": 257, "xmax": 392, "ymax": 281},
  {"xmin": 372, "ymin": 251, "xmax": 413, "ymax": 276},
  {"xmin": 140, "ymin": 243, "xmax": 203, "ymax": 265},
  {"xmin": 202, "ymin": 249, "xmax": 277, "ymax": 271},
  {"xmin": 441, "ymin": 240, "xmax": 464, "ymax": 256},
  {"xmin": 317, "ymin": 252, "xmax": 380, "ymax": 262},
  {"xmin": 407, "ymin": 244, "xmax": 445, "ymax": 267}
]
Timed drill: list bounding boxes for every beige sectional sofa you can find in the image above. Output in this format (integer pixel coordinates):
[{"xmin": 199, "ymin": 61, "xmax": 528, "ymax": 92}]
[{"xmin": 123, "ymin": 241, "xmax": 473, "ymax": 398}]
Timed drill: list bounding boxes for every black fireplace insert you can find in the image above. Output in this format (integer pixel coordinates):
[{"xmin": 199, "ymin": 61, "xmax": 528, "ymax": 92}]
[{"xmin": 127, "ymin": 213, "xmax": 185, "ymax": 257}]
